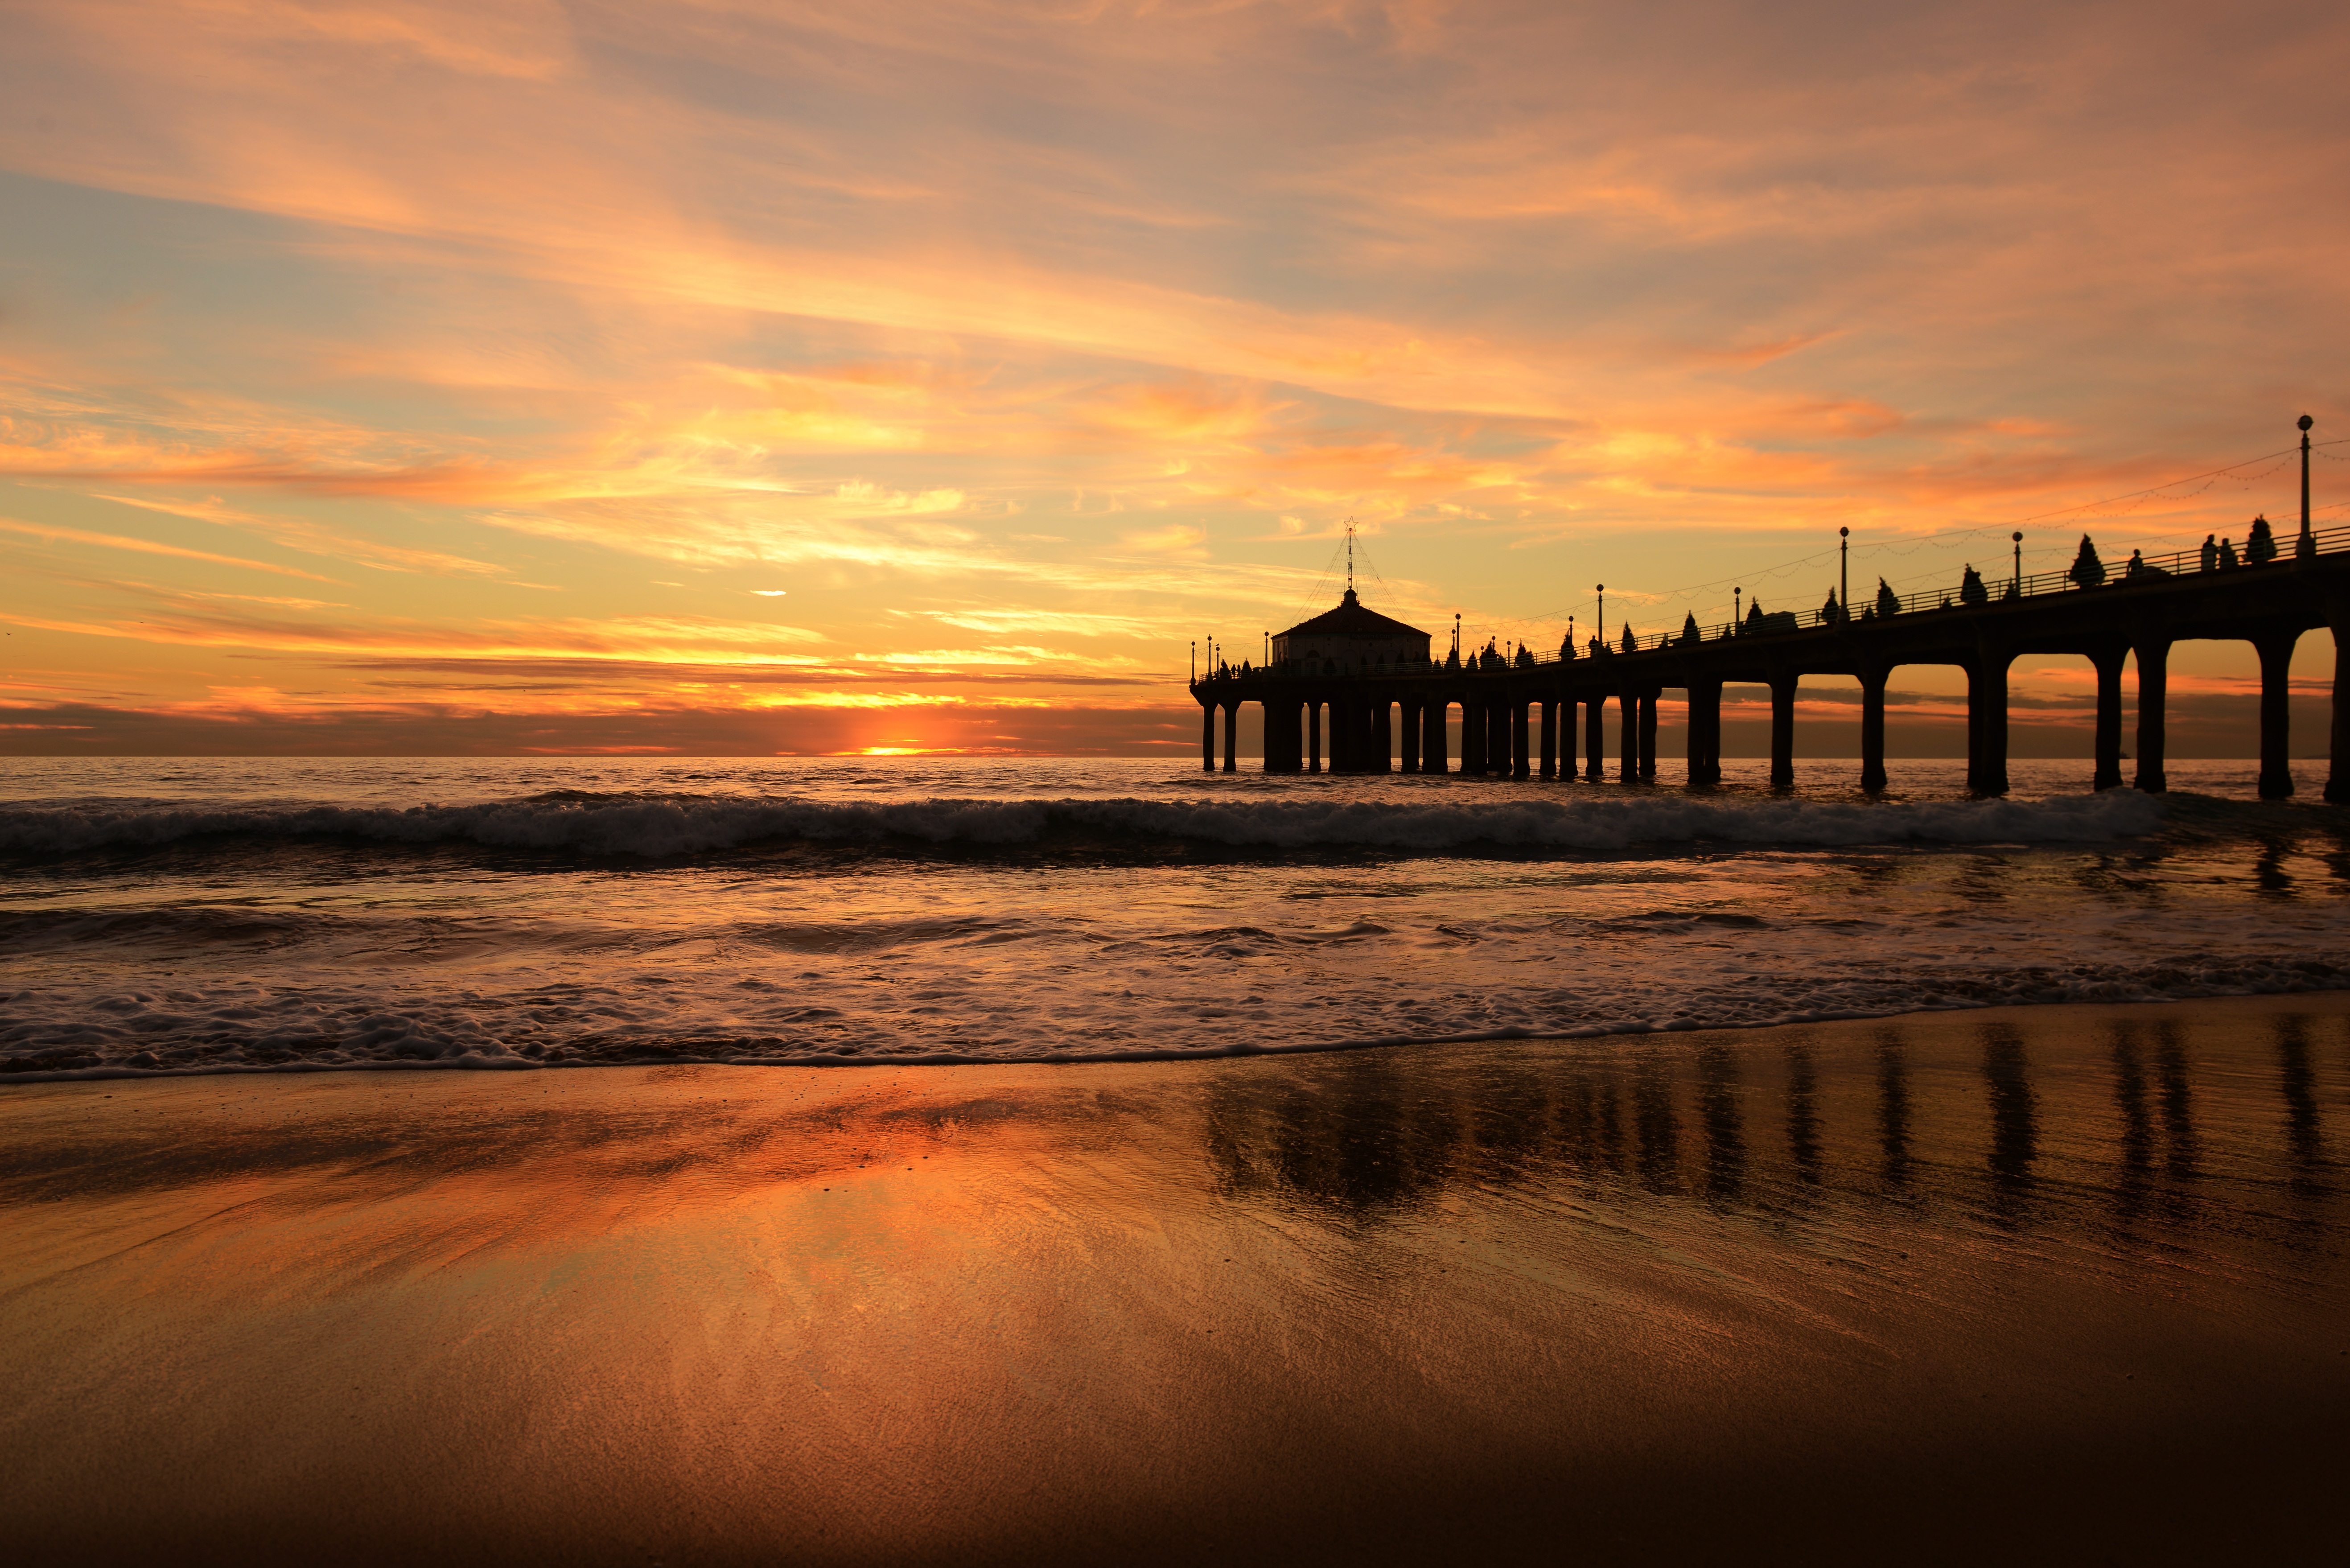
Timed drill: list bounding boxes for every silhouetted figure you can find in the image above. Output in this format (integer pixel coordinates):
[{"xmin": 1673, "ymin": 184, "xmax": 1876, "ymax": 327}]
[
  {"xmin": 1619, "ymin": 624, "xmax": 1637, "ymax": 653},
  {"xmin": 1875, "ymin": 577, "xmax": 1900, "ymax": 617},
  {"xmin": 2199, "ymin": 534, "xmax": 2218, "ymax": 572},
  {"xmin": 1959, "ymin": 565, "xmax": 1988, "ymax": 605},
  {"xmin": 2219, "ymin": 536, "xmax": 2240, "ymax": 569},
  {"xmin": 2246, "ymin": 514, "xmax": 2277, "ymax": 564},
  {"xmin": 1821, "ymin": 588, "xmax": 1842, "ymax": 623},
  {"xmin": 1560, "ymin": 633, "xmax": 1576, "ymax": 660},
  {"xmin": 1744, "ymin": 599, "xmax": 1765, "ymax": 634},
  {"xmin": 1680, "ymin": 611, "xmax": 1700, "ymax": 644},
  {"xmin": 2068, "ymin": 533, "xmax": 2106, "ymax": 588}
]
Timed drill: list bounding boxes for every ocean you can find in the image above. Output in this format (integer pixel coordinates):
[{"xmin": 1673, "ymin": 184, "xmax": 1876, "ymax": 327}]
[{"xmin": 2, "ymin": 757, "xmax": 2344, "ymax": 1078}]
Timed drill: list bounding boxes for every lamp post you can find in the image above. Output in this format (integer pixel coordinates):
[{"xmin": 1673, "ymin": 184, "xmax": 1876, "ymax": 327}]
[
  {"xmin": 1733, "ymin": 586, "xmax": 1741, "ymax": 635},
  {"xmin": 1596, "ymin": 584, "xmax": 1605, "ymax": 648},
  {"xmin": 1190, "ymin": 641, "xmax": 1196, "ymax": 683},
  {"xmin": 2299, "ymin": 414, "xmax": 2317, "ymax": 560},
  {"xmin": 1840, "ymin": 527, "xmax": 1849, "ymax": 621},
  {"xmin": 2011, "ymin": 531, "xmax": 2024, "ymax": 596}
]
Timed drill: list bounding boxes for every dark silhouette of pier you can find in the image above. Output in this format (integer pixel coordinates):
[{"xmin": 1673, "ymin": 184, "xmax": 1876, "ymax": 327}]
[{"xmin": 1193, "ymin": 422, "xmax": 2349, "ymax": 800}]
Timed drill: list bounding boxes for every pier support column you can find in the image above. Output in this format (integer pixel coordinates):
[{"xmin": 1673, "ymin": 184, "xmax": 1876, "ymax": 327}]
[
  {"xmin": 1259, "ymin": 700, "xmax": 1289, "ymax": 774},
  {"xmin": 1488, "ymin": 703, "xmax": 1510, "ymax": 778},
  {"xmin": 1307, "ymin": 701, "xmax": 1321, "ymax": 774},
  {"xmin": 2134, "ymin": 639, "xmax": 2170, "ymax": 794},
  {"xmin": 1202, "ymin": 703, "xmax": 1216, "ymax": 771},
  {"xmin": 2256, "ymin": 633, "xmax": 2296, "ymax": 799},
  {"xmin": 1769, "ymin": 676, "xmax": 1797, "ymax": 789},
  {"xmin": 1859, "ymin": 668, "xmax": 1889, "ymax": 793},
  {"xmin": 1460, "ymin": 698, "xmax": 1484, "ymax": 776},
  {"xmin": 1538, "ymin": 701, "xmax": 1557, "ymax": 779},
  {"xmin": 1222, "ymin": 702, "xmax": 1239, "ymax": 774},
  {"xmin": 1423, "ymin": 700, "xmax": 1449, "ymax": 775},
  {"xmin": 1967, "ymin": 650, "xmax": 2012, "ymax": 796},
  {"xmin": 2090, "ymin": 647, "xmax": 2127, "ymax": 791},
  {"xmin": 1373, "ymin": 702, "xmax": 1394, "ymax": 774},
  {"xmin": 1511, "ymin": 702, "xmax": 1531, "ymax": 779},
  {"xmin": 2331, "ymin": 600, "xmax": 2350, "ymax": 804},
  {"xmin": 1585, "ymin": 696, "xmax": 1606, "ymax": 781},
  {"xmin": 1617, "ymin": 690, "xmax": 1638, "ymax": 783},
  {"xmin": 1399, "ymin": 698, "xmax": 1421, "ymax": 774},
  {"xmin": 1687, "ymin": 681, "xmax": 1722, "ymax": 785},
  {"xmin": 1638, "ymin": 689, "xmax": 1659, "ymax": 782}
]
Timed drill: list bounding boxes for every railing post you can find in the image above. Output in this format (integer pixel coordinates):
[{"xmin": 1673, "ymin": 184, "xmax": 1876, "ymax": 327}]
[
  {"xmin": 2133, "ymin": 639, "xmax": 2169, "ymax": 794},
  {"xmin": 2256, "ymin": 634, "xmax": 2296, "ymax": 799}
]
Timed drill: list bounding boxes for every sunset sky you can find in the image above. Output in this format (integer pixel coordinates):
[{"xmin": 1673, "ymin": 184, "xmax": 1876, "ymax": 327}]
[{"xmin": 4, "ymin": 0, "xmax": 2344, "ymax": 757}]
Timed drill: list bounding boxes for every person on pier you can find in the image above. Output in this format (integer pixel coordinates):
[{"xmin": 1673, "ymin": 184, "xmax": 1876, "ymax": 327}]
[
  {"xmin": 2068, "ymin": 535, "xmax": 2106, "ymax": 589},
  {"xmin": 2247, "ymin": 515, "xmax": 2277, "ymax": 564}
]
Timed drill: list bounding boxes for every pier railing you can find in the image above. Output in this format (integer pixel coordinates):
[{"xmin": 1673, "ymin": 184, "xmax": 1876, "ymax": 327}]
[{"xmin": 1199, "ymin": 521, "xmax": 2350, "ymax": 680}]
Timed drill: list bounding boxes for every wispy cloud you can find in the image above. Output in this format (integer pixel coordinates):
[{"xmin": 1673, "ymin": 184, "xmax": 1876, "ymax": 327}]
[{"xmin": 0, "ymin": 516, "xmax": 342, "ymax": 583}]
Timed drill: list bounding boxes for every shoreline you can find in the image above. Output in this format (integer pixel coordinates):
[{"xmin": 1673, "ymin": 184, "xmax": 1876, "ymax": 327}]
[{"xmin": 9, "ymin": 984, "xmax": 2350, "ymax": 1086}]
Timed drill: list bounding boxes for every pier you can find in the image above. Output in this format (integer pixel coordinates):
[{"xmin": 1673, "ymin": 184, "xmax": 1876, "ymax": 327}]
[{"xmin": 1193, "ymin": 432, "xmax": 2350, "ymax": 800}]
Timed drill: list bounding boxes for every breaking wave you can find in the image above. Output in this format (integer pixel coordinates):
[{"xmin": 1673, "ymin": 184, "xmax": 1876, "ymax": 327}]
[{"xmin": 0, "ymin": 788, "xmax": 2168, "ymax": 858}]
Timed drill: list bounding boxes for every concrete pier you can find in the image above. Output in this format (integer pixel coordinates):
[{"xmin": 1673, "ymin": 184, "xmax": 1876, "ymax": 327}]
[{"xmin": 1194, "ymin": 540, "xmax": 2350, "ymax": 795}]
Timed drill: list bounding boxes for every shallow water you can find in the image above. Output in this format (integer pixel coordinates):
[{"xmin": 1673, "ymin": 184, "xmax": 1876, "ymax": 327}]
[{"xmin": 3, "ymin": 757, "xmax": 2346, "ymax": 1075}]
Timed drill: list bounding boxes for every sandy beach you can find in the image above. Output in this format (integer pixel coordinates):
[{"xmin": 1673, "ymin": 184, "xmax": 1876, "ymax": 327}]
[{"xmin": 5, "ymin": 994, "xmax": 2347, "ymax": 1565}]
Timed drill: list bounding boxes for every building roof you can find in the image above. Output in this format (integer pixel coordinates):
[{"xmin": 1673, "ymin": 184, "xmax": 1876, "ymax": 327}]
[{"xmin": 1277, "ymin": 588, "xmax": 1429, "ymax": 640}]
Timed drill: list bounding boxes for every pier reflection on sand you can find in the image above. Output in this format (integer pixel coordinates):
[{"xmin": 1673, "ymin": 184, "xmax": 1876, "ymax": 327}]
[
  {"xmin": 3, "ymin": 998, "xmax": 2346, "ymax": 1566},
  {"xmin": 1206, "ymin": 1009, "xmax": 2340, "ymax": 1244}
]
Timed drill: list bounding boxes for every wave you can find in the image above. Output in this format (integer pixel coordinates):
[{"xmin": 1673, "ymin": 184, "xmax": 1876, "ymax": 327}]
[
  {"xmin": 0, "ymin": 789, "xmax": 2168, "ymax": 857},
  {"xmin": 4, "ymin": 949, "xmax": 2342, "ymax": 1081}
]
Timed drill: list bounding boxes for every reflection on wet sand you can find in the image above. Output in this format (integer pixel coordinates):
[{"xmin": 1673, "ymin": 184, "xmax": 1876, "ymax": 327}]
[
  {"xmin": 4, "ymin": 997, "xmax": 2348, "ymax": 1566},
  {"xmin": 1200, "ymin": 1005, "xmax": 2338, "ymax": 1251}
]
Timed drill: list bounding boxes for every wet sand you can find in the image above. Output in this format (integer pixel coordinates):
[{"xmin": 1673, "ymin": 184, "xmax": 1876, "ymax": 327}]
[{"xmin": 5, "ymin": 996, "xmax": 2348, "ymax": 1566}]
